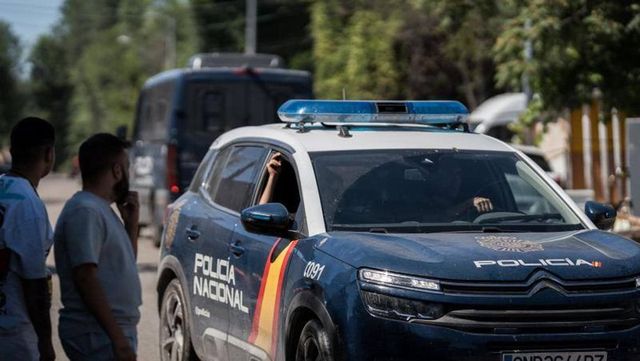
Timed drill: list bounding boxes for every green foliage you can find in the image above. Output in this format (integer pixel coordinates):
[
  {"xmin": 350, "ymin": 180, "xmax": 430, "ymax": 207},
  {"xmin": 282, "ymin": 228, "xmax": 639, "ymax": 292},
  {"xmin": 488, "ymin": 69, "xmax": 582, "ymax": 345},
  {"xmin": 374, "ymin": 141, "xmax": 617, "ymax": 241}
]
[
  {"xmin": 191, "ymin": 0, "xmax": 313, "ymax": 70},
  {"xmin": 311, "ymin": 0, "xmax": 508, "ymax": 104},
  {"xmin": 30, "ymin": 35, "xmax": 74, "ymax": 168},
  {"xmin": 31, "ymin": 0, "xmax": 198, "ymax": 159},
  {"xmin": 0, "ymin": 22, "xmax": 24, "ymax": 146},
  {"xmin": 494, "ymin": 0, "xmax": 640, "ymax": 114},
  {"xmin": 311, "ymin": 1, "xmax": 402, "ymax": 99}
]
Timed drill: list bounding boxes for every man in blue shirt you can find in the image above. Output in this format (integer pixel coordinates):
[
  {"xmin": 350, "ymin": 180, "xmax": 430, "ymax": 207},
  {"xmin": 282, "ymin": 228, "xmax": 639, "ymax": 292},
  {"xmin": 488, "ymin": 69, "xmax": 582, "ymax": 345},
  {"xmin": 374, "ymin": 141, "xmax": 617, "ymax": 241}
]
[
  {"xmin": 55, "ymin": 133, "xmax": 141, "ymax": 361},
  {"xmin": 0, "ymin": 117, "xmax": 56, "ymax": 361}
]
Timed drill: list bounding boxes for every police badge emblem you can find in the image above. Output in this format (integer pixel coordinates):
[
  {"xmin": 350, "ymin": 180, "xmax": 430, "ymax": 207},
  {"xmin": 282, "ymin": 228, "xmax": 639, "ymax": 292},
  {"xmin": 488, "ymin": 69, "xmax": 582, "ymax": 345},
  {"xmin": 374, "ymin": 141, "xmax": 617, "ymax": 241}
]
[{"xmin": 476, "ymin": 235, "xmax": 544, "ymax": 252}]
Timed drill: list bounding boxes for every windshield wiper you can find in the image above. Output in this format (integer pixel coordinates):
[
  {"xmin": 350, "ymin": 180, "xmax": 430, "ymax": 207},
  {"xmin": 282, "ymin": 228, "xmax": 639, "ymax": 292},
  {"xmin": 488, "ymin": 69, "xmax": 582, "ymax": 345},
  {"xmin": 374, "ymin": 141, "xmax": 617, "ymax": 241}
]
[{"xmin": 478, "ymin": 213, "xmax": 563, "ymax": 224}]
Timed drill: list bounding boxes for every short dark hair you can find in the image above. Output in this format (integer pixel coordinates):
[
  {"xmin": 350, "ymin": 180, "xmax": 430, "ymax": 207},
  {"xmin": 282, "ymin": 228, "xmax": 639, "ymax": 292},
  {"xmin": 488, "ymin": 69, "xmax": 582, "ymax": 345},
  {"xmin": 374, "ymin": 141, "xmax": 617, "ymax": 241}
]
[
  {"xmin": 79, "ymin": 133, "xmax": 130, "ymax": 183},
  {"xmin": 10, "ymin": 117, "xmax": 56, "ymax": 166}
]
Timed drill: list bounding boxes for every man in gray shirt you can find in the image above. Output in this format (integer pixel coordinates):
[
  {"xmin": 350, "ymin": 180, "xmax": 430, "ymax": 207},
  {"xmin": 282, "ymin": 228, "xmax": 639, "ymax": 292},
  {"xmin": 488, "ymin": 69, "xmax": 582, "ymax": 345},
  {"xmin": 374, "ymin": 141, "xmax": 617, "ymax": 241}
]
[{"xmin": 54, "ymin": 133, "xmax": 141, "ymax": 361}]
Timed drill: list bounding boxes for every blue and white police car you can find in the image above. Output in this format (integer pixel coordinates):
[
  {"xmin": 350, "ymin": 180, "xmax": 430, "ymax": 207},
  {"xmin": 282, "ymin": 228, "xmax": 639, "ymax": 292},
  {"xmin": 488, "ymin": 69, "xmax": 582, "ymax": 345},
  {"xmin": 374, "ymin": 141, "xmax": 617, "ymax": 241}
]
[{"xmin": 157, "ymin": 100, "xmax": 640, "ymax": 361}]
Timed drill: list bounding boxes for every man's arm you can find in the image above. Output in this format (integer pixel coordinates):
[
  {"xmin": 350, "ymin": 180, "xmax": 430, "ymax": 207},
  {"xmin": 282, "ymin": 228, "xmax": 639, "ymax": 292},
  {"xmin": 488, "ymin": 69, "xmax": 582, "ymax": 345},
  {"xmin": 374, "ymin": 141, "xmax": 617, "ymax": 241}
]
[
  {"xmin": 21, "ymin": 277, "xmax": 54, "ymax": 361},
  {"xmin": 117, "ymin": 192, "xmax": 139, "ymax": 258},
  {"xmin": 259, "ymin": 153, "xmax": 282, "ymax": 205},
  {"xmin": 72, "ymin": 263, "xmax": 136, "ymax": 361}
]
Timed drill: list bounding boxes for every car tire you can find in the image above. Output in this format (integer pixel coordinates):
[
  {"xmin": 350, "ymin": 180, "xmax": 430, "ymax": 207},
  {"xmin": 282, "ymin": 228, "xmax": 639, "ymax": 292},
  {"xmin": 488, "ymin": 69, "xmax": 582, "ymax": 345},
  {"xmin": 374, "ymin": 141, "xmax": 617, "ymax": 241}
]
[
  {"xmin": 160, "ymin": 279, "xmax": 199, "ymax": 361},
  {"xmin": 295, "ymin": 319, "xmax": 334, "ymax": 361}
]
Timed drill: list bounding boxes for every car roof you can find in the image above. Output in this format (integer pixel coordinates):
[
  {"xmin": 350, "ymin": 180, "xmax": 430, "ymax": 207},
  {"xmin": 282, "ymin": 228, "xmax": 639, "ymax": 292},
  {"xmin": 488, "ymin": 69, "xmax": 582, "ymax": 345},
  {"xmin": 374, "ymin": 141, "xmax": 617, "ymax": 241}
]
[{"xmin": 211, "ymin": 123, "xmax": 516, "ymax": 154}]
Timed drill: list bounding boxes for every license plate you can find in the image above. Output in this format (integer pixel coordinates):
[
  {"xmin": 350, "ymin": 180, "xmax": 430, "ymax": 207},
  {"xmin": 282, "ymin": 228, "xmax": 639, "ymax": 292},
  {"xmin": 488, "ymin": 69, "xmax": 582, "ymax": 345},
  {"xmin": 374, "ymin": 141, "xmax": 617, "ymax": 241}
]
[{"xmin": 502, "ymin": 351, "xmax": 607, "ymax": 361}]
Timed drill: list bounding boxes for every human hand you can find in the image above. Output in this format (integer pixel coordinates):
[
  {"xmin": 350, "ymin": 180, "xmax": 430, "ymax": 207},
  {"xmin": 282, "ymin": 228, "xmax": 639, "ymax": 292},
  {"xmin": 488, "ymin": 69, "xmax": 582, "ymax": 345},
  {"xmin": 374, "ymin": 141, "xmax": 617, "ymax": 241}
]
[
  {"xmin": 267, "ymin": 152, "xmax": 282, "ymax": 178},
  {"xmin": 472, "ymin": 197, "xmax": 493, "ymax": 213},
  {"xmin": 117, "ymin": 191, "xmax": 139, "ymax": 226},
  {"xmin": 113, "ymin": 339, "xmax": 136, "ymax": 361}
]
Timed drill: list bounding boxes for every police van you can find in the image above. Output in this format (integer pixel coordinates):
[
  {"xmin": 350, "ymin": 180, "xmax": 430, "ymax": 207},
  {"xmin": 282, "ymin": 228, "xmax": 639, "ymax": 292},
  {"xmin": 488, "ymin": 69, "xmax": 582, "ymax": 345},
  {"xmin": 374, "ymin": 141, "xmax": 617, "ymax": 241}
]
[
  {"xmin": 156, "ymin": 100, "xmax": 640, "ymax": 361},
  {"xmin": 130, "ymin": 53, "xmax": 313, "ymax": 244}
]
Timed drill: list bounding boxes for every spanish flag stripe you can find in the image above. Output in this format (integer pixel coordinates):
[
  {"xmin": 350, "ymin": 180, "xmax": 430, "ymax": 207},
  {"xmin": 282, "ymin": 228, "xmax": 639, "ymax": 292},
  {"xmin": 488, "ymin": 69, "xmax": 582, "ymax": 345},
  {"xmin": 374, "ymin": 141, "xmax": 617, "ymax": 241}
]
[
  {"xmin": 248, "ymin": 238, "xmax": 282, "ymax": 343},
  {"xmin": 270, "ymin": 241, "xmax": 298, "ymax": 358},
  {"xmin": 248, "ymin": 239, "xmax": 298, "ymax": 358}
]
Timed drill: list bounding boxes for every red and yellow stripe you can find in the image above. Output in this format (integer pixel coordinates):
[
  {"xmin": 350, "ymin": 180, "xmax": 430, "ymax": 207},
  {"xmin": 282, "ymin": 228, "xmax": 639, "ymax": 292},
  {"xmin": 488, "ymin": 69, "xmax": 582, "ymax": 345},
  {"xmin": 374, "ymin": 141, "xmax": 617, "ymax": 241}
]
[{"xmin": 248, "ymin": 238, "xmax": 298, "ymax": 359}]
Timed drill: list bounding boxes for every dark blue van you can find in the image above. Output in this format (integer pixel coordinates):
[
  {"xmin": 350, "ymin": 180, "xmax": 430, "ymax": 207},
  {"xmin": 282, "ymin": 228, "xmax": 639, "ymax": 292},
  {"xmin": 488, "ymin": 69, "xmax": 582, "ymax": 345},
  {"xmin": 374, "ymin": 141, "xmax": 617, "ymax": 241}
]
[{"xmin": 130, "ymin": 54, "xmax": 313, "ymax": 244}]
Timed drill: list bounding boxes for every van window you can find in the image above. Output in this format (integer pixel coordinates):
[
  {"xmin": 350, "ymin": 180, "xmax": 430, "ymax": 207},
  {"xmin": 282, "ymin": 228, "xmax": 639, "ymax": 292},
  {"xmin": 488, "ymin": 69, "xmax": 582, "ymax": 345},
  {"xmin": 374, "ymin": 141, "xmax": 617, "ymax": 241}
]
[
  {"xmin": 212, "ymin": 146, "xmax": 267, "ymax": 212},
  {"xmin": 135, "ymin": 81, "xmax": 174, "ymax": 141},
  {"xmin": 185, "ymin": 82, "xmax": 244, "ymax": 135}
]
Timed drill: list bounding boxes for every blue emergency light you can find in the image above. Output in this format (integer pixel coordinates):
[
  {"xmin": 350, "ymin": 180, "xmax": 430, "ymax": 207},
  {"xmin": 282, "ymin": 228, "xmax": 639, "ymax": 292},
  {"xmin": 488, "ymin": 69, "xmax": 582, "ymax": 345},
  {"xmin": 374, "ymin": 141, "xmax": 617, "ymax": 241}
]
[{"xmin": 277, "ymin": 100, "xmax": 469, "ymax": 126}]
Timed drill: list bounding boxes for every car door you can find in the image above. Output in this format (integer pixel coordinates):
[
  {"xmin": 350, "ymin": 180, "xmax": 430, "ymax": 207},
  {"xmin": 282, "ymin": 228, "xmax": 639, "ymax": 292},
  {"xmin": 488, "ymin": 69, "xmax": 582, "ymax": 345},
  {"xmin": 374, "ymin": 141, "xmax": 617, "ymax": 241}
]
[
  {"xmin": 184, "ymin": 146, "xmax": 233, "ymax": 361},
  {"xmin": 227, "ymin": 150, "xmax": 304, "ymax": 361},
  {"xmin": 200, "ymin": 144, "xmax": 270, "ymax": 360}
]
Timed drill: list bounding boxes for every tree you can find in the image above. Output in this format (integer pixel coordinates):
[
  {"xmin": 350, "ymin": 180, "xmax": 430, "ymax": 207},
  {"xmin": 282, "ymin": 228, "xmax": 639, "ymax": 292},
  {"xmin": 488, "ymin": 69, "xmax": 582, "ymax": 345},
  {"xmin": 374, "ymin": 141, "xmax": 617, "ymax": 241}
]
[
  {"xmin": 0, "ymin": 22, "xmax": 24, "ymax": 145},
  {"xmin": 311, "ymin": 0, "xmax": 402, "ymax": 99},
  {"xmin": 30, "ymin": 34, "xmax": 74, "ymax": 168},
  {"xmin": 311, "ymin": 0, "xmax": 507, "ymax": 105},
  {"xmin": 190, "ymin": 0, "xmax": 313, "ymax": 70},
  {"xmin": 494, "ymin": 0, "xmax": 640, "ymax": 113}
]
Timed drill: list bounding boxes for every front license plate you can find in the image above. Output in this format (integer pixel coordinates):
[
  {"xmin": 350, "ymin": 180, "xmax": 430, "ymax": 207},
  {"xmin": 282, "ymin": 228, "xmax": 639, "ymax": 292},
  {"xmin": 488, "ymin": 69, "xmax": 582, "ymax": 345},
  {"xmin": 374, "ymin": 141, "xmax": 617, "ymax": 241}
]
[{"xmin": 502, "ymin": 351, "xmax": 607, "ymax": 361}]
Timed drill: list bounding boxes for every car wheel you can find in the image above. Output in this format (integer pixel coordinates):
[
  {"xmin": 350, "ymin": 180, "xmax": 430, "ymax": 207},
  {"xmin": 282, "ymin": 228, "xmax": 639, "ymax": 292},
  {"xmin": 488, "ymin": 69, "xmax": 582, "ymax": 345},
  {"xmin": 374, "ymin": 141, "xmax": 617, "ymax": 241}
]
[
  {"xmin": 160, "ymin": 279, "xmax": 198, "ymax": 361},
  {"xmin": 295, "ymin": 319, "xmax": 334, "ymax": 361}
]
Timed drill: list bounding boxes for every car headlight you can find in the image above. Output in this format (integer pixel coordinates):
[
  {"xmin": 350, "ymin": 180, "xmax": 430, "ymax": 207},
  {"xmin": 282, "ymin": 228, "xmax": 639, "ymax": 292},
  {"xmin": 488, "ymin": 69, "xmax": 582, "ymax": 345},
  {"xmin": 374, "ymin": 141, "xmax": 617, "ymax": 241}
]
[
  {"xmin": 361, "ymin": 291, "xmax": 445, "ymax": 321},
  {"xmin": 359, "ymin": 268, "xmax": 440, "ymax": 292}
]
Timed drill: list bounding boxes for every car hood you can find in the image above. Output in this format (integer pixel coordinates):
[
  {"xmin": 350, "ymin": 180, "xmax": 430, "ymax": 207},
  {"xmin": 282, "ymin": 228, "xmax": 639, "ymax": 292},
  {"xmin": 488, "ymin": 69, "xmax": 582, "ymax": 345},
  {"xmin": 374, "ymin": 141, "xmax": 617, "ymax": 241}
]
[{"xmin": 315, "ymin": 230, "xmax": 640, "ymax": 281}]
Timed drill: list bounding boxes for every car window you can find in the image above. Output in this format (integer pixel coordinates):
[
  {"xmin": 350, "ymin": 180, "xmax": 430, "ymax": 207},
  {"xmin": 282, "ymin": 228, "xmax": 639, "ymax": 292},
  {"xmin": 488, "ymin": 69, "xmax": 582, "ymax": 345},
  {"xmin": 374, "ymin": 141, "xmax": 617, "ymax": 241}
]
[
  {"xmin": 211, "ymin": 146, "xmax": 268, "ymax": 212},
  {"xmin": 311, "ymin": 149, "xmax": 583, "ymax": 233},
  {"xmin": 255, "ymin": 152, "xmax": 301, "ymax": 214},
  {"xmin": 189, "ymin": 149, "xmax": 216, "ymax": 192}
]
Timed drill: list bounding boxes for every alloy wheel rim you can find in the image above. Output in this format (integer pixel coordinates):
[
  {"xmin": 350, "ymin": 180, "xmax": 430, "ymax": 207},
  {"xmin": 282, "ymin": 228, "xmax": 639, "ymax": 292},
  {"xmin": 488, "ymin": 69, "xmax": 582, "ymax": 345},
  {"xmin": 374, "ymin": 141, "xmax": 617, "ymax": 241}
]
[{"xmin": 161, "ymin": 290, "xmax": 185, "ymax": 361}]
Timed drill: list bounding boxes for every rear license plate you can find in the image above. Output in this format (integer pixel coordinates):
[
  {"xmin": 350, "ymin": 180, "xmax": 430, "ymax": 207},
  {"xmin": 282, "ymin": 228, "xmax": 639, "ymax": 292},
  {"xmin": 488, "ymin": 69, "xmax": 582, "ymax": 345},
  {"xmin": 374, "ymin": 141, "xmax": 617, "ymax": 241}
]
[{"xmin": 502, "ymin": 351, "xmax": 607, "ymax": 361}]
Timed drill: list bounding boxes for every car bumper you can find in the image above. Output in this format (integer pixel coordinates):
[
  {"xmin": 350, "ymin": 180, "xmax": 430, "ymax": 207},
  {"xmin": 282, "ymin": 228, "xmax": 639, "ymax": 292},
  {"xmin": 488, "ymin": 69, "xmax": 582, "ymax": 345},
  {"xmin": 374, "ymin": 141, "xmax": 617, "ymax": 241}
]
[
  {"xmin": 338, "ymin": 308, "xmax": 640, "ymax": 360},
  {"xmin": 332, "ymin": 284, "xmax": 640, "ymax": 361}
]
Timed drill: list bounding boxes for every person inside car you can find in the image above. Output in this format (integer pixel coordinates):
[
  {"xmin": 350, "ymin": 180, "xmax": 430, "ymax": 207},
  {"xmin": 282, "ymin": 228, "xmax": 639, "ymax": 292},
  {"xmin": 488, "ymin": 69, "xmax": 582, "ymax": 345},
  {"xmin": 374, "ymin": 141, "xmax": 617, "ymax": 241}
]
[{"xmin": 429, "ymin": 155, "xmax": 494, "ymax": 220}]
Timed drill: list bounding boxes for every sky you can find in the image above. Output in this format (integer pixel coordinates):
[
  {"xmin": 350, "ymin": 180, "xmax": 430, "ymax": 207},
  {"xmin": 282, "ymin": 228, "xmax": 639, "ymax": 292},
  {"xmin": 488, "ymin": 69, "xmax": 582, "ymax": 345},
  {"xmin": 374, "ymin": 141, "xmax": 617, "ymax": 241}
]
[{"xmin": 0, "ymin": 0, "xmax": 64, "ymax": 52}]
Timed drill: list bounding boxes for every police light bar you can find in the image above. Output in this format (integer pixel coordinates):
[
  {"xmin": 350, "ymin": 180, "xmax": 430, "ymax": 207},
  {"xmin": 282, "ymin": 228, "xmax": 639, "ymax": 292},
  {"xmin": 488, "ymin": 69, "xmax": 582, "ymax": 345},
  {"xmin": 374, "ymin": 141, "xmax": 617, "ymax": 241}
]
[{"xmin": 277, "ymin": 100, "xmax": 469, "ymax": 125}]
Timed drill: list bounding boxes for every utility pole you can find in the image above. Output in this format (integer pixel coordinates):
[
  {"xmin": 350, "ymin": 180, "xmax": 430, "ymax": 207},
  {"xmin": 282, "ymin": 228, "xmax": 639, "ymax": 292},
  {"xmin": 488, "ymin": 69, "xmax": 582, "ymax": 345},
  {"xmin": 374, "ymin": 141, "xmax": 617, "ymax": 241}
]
[
  {"xmin": 165, "ymin": 16, "xmax": 176, "ymax": 69},
  {"xmin": 522, "ymin": 18, "xmax": 533, "ymax": 104},
  {"xmin": 245, "ymin": 0, "xmax": 257, "ymax": 54}
]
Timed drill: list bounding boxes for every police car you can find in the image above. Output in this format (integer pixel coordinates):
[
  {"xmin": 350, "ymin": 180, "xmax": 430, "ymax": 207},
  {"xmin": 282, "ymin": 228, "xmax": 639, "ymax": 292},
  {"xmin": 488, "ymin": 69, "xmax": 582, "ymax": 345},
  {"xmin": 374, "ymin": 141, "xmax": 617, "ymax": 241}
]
[{"xmin": 157, "ymin": 100, "xmax": 640, "ymax": 361}]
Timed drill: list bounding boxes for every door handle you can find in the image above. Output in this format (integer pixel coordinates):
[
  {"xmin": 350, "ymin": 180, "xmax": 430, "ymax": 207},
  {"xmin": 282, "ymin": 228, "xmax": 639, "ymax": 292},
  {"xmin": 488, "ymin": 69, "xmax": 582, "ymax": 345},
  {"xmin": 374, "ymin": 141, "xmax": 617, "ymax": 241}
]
[
  {"xmin": 229, "ymin": 241, "xmax": 245, "ymax": 257},
  {"xmin": 185, "ymin": 226, "xmax": 200, "ymax": 240}
]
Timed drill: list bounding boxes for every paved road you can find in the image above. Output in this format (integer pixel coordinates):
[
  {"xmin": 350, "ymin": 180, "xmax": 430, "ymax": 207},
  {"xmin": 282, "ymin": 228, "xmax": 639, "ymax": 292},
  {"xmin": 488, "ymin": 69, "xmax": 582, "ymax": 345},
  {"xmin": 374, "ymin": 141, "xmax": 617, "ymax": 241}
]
[{"xmin": 42, "ymin": 174, "xmax": 160, "ymax": 360}]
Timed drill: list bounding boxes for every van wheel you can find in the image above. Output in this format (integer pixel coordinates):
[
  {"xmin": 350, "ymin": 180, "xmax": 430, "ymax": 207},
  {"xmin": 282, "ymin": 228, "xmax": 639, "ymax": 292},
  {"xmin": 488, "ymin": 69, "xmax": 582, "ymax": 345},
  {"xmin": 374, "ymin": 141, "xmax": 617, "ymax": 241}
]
[
  {"xmin": 160, "ymin": 279, "xmax": 198, "ymax": 361},
  {"xmin": 295, "ymin": 319, "xmax": 334, "ymax": 361}
]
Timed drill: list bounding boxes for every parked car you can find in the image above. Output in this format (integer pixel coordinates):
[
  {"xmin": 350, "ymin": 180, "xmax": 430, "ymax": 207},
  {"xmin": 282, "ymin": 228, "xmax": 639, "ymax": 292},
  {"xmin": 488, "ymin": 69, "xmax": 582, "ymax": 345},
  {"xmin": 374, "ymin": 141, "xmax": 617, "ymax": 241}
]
[
  {"xmin": 130, "ymin": 53, "xmax": 313, "ymax": 244},
  {"xmin": 157, "ymin": 100, "xmax": 637, "ymax": 361}
]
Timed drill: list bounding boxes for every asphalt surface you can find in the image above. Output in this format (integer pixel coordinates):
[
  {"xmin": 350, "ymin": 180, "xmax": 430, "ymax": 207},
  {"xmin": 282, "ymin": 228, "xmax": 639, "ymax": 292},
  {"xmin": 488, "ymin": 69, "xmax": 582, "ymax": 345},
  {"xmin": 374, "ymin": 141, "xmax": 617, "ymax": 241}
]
[{"xmin": 42, "ymin": 174, "xmax": 160, "ymax": 360}]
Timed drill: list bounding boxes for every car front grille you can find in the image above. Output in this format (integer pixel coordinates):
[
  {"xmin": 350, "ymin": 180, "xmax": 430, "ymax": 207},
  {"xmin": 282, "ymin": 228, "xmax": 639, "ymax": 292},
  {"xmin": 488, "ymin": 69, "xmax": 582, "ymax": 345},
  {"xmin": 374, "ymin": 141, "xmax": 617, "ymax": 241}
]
[
  {"xmin": 417, "ymin": 301, "xmax": 640, "ymax": 334},
  {"xmin": 440, "ymin": 273, "xmax": 637, "ymax": 296}
]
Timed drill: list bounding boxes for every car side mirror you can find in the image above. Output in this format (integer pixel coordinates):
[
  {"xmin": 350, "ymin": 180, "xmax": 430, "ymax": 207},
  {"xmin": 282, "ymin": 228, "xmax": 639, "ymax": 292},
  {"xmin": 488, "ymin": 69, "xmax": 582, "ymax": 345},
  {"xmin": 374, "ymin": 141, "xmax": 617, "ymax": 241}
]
[
  {"xmin": 584, "ymin": 201, "xmax": 616, "ymax": 230},
  {"xmin": 241, "ymin": 203, "xmax": 292, "ymax": 237}
]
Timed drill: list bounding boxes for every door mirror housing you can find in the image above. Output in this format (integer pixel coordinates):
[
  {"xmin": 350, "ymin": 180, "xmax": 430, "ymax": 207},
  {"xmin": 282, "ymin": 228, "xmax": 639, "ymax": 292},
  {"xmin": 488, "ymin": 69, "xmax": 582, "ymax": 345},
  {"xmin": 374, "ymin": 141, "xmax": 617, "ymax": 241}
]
[
  {"xmin": 584, "ymin": 201, "xmax": 617, "ymax": 230},
  {"xmin": 241, "ymin": 203, "xmax": 292, "ymax": 237}
]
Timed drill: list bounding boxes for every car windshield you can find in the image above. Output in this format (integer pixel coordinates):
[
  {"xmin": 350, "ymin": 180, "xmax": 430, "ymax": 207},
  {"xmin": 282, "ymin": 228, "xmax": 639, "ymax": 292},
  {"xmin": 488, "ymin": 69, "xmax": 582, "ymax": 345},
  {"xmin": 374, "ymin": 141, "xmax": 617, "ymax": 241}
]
[{"xmin": 311, "ymin": 149, "xmax": 583, "ymax": 233}]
